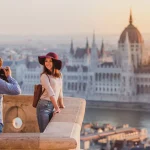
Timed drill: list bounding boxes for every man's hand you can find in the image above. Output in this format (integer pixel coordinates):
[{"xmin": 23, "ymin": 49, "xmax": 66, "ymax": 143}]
[{"xmin": 3, "ymin": 66, "xmax": 11, "ymax": 77}]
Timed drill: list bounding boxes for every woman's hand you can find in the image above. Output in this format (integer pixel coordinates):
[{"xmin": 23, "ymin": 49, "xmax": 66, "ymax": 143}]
[
  {"xmin": 58, "ymin": 98, "xmax": 65, "ymax": 108},
  {"xmin": 54, "ymin": 108, "xmax": 61, "ymax": 114},
  {"xmin": 59, "ymin": 105, "xmax": 65, "ymax": 108},
  {"xmin": 50, "ymin": 96, "xmax": 61, "ymax": 113}
]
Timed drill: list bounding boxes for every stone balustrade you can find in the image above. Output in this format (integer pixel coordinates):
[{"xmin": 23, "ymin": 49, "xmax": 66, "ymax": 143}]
[{"xmin": 0, "ymin": 95, "xmax": 86, "ymax": 150}]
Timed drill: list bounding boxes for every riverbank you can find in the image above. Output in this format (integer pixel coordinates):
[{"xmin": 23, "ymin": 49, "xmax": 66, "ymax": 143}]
[{"xmin": 86, "ymin": 100, "xmax": 150, "ymax": 112}]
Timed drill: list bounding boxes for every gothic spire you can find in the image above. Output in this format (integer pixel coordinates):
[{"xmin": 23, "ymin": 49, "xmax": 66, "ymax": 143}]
[
  {"xmin": 100, "ymin": 39, "xmax": 104, "ymax": 57},
  {"xmin": 86, "ymin": 37, "xmax": 89, "ymax": 49},
  {"xmin": 70, "ymin": 39, "xmax": 74, "ymax": 55},
  {"xmin": 85, "ymin": 37, "xmax": 90, "ymax": 55},
  {"xmin": 92, "ymin": 30, "xmax": 96, "ymax": 47},
  {"xmin": 129, "ymin": 8, "xmax": 133, "ymax": 24}
]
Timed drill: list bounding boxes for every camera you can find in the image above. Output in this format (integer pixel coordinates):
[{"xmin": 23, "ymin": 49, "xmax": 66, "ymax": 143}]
[{"xmin": 0, "ymin": 68, "xmax": 8, "ymax": 82}]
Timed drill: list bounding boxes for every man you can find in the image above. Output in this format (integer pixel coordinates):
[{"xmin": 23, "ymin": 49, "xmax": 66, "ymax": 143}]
[{"xmin": 0, "ymin": 58, "xmax": 21, "ymax": 132}]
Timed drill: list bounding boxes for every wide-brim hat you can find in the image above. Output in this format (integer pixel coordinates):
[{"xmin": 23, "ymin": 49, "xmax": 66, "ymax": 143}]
[{"xmin": 38, "ymin": 52, "xmax": 62, "ymax": 70}]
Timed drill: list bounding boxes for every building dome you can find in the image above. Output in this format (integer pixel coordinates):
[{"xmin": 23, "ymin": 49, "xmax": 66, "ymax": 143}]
[{"xmin": 119, "ymin": 11, "xmax": 143, "ymax": 44}]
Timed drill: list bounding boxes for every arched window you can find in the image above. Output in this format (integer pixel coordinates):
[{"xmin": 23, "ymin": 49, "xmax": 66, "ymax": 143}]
[
  {"xmin": 99, "ymin": 73, "xmax": 101, "ymax": 81},
  {"xmin": 79, "ymin": 83, "xmax": 81, "ymax": 91},
  {"xmin": 83, "ymin": 83, "xmax": 86, "ymax": 91},
  {"xmin": 68, "ymin": 83, "xmax": 70, "ymax": 89},
  {"xmin": 103, "ymin": 74, "xmax": 105, "ymax": 79},
  {"xmin": 95, "ymin": 73, "xmax": 98, "ymax": 81},
  {"xmin": 132, "ymin": 54, "xmax": 134, "ymax": 64},
  {"xmin": 72, "ymin": 83, "xmax": 74, "ymax": 90}
]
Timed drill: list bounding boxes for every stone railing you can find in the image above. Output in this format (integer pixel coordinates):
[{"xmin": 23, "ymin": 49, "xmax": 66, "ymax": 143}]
[{"xmin": 0, "ymin": 95, "xmax": 86, "ymax": 150}]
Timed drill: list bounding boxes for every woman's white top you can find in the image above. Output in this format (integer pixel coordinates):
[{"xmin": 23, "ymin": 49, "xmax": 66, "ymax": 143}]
[{"xmin": 40, "ymin": 73, "xmax": 63, "ymax": 101}]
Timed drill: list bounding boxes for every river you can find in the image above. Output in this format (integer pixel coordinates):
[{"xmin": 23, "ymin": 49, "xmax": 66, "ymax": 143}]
[{"xmin": 84, "ymin": 108, "xmax": 150, "ymax": 135}]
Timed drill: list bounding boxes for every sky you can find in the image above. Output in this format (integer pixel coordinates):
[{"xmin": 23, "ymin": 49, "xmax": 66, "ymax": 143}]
[{"xmin": 0, "ymin": 0, "xmax": 150, "ymax": 35}]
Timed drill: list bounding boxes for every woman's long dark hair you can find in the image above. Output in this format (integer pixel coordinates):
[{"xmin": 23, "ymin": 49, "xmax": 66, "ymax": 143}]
[{"xmin": 41, "ymin": 59, "xmax": 61, "ymax": 78}]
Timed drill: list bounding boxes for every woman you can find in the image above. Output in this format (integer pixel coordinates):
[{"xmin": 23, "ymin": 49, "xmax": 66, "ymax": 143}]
[{"xmin": 37, "ymin": 52, "xmax": 65, "ymax": 132}]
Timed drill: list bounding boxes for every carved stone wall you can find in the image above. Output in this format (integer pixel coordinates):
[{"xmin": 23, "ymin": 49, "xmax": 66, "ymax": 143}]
[
  {"xmin": 3, "ymin": 95, "xmax": 39, "ymax": 133},
  {"xmin": 0, "ymin": 95, "xmax": 86, "ymax": 150}
]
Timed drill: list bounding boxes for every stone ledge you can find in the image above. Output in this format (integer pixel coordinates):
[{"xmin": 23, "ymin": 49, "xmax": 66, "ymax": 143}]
[{"xmin": 0, "ymin": 95, "xmax": 86, "ymax": 150}]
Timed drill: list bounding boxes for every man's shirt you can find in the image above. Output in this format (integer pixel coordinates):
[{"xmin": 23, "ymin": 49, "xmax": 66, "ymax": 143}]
[
  {"xmin": 0, "ymin": 76, "xmax": 21, "ymax": 130},
  {"xmin": 0, "ymin": 95, "xmax": 3, "ymax": 124},
  {"xmin": 0, "ymin": 76, "xmax": 21, "ymax": 95}
]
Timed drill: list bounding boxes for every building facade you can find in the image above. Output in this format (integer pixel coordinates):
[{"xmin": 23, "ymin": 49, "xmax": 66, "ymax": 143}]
[
  {"xmin": 2, "ymin": 11, "xmax": 150, "ymax": 103},
  {"xmin": 62, "ymin": 11, "xmax": 150, "ymax": 103}
]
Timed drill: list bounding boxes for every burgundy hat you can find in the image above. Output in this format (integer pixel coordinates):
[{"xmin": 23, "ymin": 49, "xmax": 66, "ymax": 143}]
[{"xmin": 38, "ymin": 52, "xmax": 62, "ymax": 70}]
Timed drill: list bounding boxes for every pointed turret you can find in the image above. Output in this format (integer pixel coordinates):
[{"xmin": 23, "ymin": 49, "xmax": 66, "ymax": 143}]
[
  {"xmin": 100, "ymin": 40, "xmax": 104, "ymax": 57},
  {"xmin": 120, "ymin": 31, "xmax": 135, "ymax": 96},
  {"xmin": 92, "ymin": 30, "xmax": 96, "ymax": 47},
  {"xmin": 70, "ymin": 39, "xmax": 74, "ymax": 55},
  {"xmin": 129, "ymin": 9, "xmax": 133, "ymax": 25},
  {"xmin": 85, "ymin": 37, "xmax": 90, "ymax": 55},
  {"xmin": 90, "ymin": 31, "xmax": 98, "ymax": 68},
  {"xmin": 86, "ymin": 37, "xmax": 89, "ymax": 49}
]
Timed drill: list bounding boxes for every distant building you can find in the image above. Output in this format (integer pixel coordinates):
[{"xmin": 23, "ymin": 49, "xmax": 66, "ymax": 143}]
[
  {"xmin": 2, "ymin": 10, "xmax": 150, "ymax": 103},
  {"xmin": 20, "ymin": 57, "xmax": 42, "ymax": 94},
  {"xmin": 62, "ymin": 10, "xmax": 150, "ymax": 103}
]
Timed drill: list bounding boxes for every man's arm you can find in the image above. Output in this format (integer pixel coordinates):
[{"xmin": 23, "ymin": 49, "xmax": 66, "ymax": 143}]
[
  {"xmin": 0, "ymin": 67, "xmax": 21, "ymax": 95},
  {"xmin": 0, "ymin": 76, "xmax": 21, "ymax": 95}
]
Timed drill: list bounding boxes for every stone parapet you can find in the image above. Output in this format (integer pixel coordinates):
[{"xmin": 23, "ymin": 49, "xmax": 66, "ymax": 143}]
[{"xmin": 0, "ymin": 95, "xmax": 86, "ymax": 150}]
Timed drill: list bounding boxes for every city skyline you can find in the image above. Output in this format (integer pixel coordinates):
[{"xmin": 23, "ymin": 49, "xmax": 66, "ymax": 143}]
[{"xmin": 0, "ymin": 0, "xmax": 150, "ymax": 35}]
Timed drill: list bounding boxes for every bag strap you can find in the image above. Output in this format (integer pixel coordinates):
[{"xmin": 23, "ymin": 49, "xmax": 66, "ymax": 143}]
[
  {"xmin": 40, "ymin": 74, "xmax": 50, "ymax": 97},
  {"xmin": 41, "ymin": 88, "xmax": 45, "ymax": 95},
  {"xmin": 46, "ymin": 74, "xmax": 50, "ymax": 83}
]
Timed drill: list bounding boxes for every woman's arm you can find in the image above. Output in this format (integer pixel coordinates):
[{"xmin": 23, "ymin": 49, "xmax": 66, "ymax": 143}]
[
  {"xmin": 58, "ymin": 74, "xmax": 65, "ymax": 108},
  {"xmin": 50, "ymin": 96, "xmax": 60, "ymax": 113},
  {"xmin": 58, "ymin": 88, "xmax": 65, "ymax": 108}
]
